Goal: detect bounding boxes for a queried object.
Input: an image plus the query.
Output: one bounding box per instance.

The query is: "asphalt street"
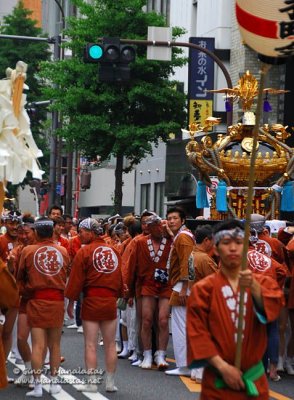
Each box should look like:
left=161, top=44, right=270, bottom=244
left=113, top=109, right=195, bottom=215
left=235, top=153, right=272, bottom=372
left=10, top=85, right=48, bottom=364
left=2, top=327, right=294, bottom=400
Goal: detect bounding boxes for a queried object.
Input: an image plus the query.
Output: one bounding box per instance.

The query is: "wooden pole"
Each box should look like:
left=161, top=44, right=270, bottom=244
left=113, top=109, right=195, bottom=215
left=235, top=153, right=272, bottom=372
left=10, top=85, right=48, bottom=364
left=0, top=182, right=5, bottom=217
left=234, top=62, right=271, bottom=368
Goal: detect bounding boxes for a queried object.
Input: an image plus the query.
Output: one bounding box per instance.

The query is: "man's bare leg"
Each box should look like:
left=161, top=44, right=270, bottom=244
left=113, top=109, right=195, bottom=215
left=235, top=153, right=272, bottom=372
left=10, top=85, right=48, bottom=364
left=17, top=313, right=31, bottom=363
left=141, top=296, right=156, bottom=369
left=3, top=308, right=18, bottom=358
left=26, top=327, right=46, bottom=397
left=15, top=313, right=32, bottom=387
left=99, top=319, right=118, bottom=392
left=157, top=298, right=170, bottom=351
left=46, top=327, right=62, bottom=394
left=76, top=320, right=99, bottom=393
left=47, top=327, right=62, bottom=377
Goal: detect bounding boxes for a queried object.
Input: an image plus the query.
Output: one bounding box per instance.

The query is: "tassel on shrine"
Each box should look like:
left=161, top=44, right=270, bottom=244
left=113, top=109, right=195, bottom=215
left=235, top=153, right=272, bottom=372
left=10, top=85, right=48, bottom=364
left=216, top=180, right=228, bottom=212
left=225, top=95, right=232, bottom=112
left=280, top=181, right=294, bottom=212
left=263, top=92, right=272, bottom=112
left=196, top=180, right=209, bottom=208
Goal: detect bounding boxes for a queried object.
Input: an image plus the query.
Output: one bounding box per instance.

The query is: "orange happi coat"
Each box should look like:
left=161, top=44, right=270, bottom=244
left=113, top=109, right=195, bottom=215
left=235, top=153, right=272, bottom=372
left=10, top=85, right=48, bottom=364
left=125, top=234, right=172, bottom=298
left=187, top=271, right=284, bottom=400
left=17, top=239, right=70, bottom=328
left=65, top=237, right=123, bottom=320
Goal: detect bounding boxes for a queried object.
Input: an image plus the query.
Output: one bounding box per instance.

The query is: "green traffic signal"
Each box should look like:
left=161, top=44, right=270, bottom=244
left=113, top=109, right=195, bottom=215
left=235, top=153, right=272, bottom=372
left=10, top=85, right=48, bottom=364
left=83, top=38, right=136, bottom=81
left=84, top=43, right=104, bottom=63
left=89, top=44, right=103, bottom=60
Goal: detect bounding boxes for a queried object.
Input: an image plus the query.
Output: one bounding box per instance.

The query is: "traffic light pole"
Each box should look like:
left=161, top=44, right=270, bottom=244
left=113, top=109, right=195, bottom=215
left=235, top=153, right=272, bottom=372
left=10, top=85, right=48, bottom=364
left=1, top=33, right=233, bottom=216
left=117, top=38, right=233, bottom=125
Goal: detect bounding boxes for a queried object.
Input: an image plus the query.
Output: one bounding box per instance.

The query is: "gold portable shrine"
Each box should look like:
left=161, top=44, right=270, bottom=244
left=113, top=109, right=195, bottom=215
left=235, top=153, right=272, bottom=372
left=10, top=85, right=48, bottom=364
left=185, top=71, right=293, bottom=219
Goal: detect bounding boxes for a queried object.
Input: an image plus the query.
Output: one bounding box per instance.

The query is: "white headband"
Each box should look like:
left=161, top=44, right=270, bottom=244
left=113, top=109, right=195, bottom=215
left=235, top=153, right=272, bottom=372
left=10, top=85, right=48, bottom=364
left=79, top=218, right=103, bottom=235
left=34, top=219, right=53, bottom=228
left=213, top=227, right=244, bottom=245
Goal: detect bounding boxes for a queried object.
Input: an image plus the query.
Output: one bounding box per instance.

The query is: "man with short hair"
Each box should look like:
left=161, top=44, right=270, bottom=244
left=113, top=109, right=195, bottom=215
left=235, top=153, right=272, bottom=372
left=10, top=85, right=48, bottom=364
left=193, top=224, right=218, bottom=282
left=62, top=214, right=75, bottom=239
left=52, top=216, right=69, bottom=251
left=187, top=219, right=284, bottom=399
left=48, top=205, right=63, bottom=220
left=165, top=207, right=195, bottom=377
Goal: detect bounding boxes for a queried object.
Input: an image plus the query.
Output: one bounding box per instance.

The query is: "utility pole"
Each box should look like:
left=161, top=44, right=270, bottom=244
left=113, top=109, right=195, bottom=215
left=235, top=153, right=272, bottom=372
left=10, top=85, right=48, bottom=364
left=49, top=35, right=62, bottom=206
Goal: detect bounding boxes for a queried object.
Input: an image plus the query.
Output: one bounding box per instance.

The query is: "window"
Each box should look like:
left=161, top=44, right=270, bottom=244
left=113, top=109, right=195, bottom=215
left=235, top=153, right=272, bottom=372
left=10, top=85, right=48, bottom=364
left=147, top=0, right=170, bottom=17
left=141, top=184, right=151, bottom=212
left=154, top=182, right=165, bottom=217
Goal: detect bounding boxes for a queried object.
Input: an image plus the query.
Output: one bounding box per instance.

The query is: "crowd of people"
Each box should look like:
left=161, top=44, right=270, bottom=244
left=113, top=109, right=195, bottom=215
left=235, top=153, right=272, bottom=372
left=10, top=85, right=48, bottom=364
left=0, top=205, right=293, bottom=398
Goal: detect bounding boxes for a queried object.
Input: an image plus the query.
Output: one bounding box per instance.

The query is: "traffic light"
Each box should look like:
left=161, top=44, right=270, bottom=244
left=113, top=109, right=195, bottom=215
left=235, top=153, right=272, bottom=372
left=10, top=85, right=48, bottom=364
left=84, top=37, right=136, bottom=82
left=84, top=43, right=104, bottom=63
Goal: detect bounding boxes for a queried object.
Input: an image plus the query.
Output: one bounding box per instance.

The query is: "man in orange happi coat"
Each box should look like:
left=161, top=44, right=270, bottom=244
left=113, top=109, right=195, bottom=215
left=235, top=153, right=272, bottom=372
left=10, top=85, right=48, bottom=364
left=193, top=224, right=218, bottom=283
left=10, top=216, right=36, bottom=388
left=126, top=214, right=172, bottom=370
left=164, top=206, right=196, bottom=378
left=17, top=217, right=70, bottom=397
left=52, top=216, right=70, bottom=252
left=65, top=218, right=123, bottom=393
left=285, top=237, right=294, bottom=375
left=187, top=219, right=284, bottom=400
left=0, top=211, right=22, bottom=383
left=121, top=210, right=156, bottom=366
left=250, top=214, right=285, bottom=265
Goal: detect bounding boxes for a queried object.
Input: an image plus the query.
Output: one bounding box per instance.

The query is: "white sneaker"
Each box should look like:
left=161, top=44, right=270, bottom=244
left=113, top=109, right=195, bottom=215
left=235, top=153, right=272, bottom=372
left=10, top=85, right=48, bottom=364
left=128, top=351, right=138, bottom=362
left=165, top=367, right=191, bottom=377
left=154, top=351, right=168, bottom=370
left=105, top=373, right=118, bottom=392
left=285, top=361, right=294, bottom=375
left=14, top=370, right=33, bottom=387
left=277, top=357, right=284, bottom=372
left=49, top=383, right=62, bottom=394
left=67, top=324, right=78, bottom=329
left=191, top=368, right=203, bottom=383
left=131, top=358, right=143, bottom=367
left=77, top=326, right=84, bottom=333
left=76, top=383, right=98, bottom=392
left=26, top=386, right=43, bottom=398
left=118, top=348, right=129, bottom=359
left=140, top=351, right=152, bottom=369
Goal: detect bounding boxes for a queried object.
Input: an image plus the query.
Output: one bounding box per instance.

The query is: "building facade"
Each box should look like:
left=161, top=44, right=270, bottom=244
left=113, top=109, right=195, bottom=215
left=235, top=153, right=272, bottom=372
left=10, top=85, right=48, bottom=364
left=2, top=0, right=293, bottom=218
left=134, top=0, right=233, bottom=217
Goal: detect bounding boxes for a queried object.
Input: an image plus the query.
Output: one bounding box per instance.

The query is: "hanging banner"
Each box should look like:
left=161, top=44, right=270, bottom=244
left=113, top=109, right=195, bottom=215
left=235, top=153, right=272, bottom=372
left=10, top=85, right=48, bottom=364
left=188, top=37, right=215, bottom=129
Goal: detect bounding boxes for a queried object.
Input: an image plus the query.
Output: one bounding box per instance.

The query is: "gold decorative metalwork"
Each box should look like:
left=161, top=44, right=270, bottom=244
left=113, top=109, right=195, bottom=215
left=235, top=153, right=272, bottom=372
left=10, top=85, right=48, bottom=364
left=208, top=70, right=289, bottom=111
left=241, top=137, right=259, bottom=153
left=185, top=71, right=293, bottom=218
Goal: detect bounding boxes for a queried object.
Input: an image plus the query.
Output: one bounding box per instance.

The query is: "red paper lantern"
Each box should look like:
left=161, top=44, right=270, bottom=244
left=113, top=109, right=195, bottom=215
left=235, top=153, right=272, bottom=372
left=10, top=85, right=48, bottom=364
left=236, top=0, right=294, bottom=58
